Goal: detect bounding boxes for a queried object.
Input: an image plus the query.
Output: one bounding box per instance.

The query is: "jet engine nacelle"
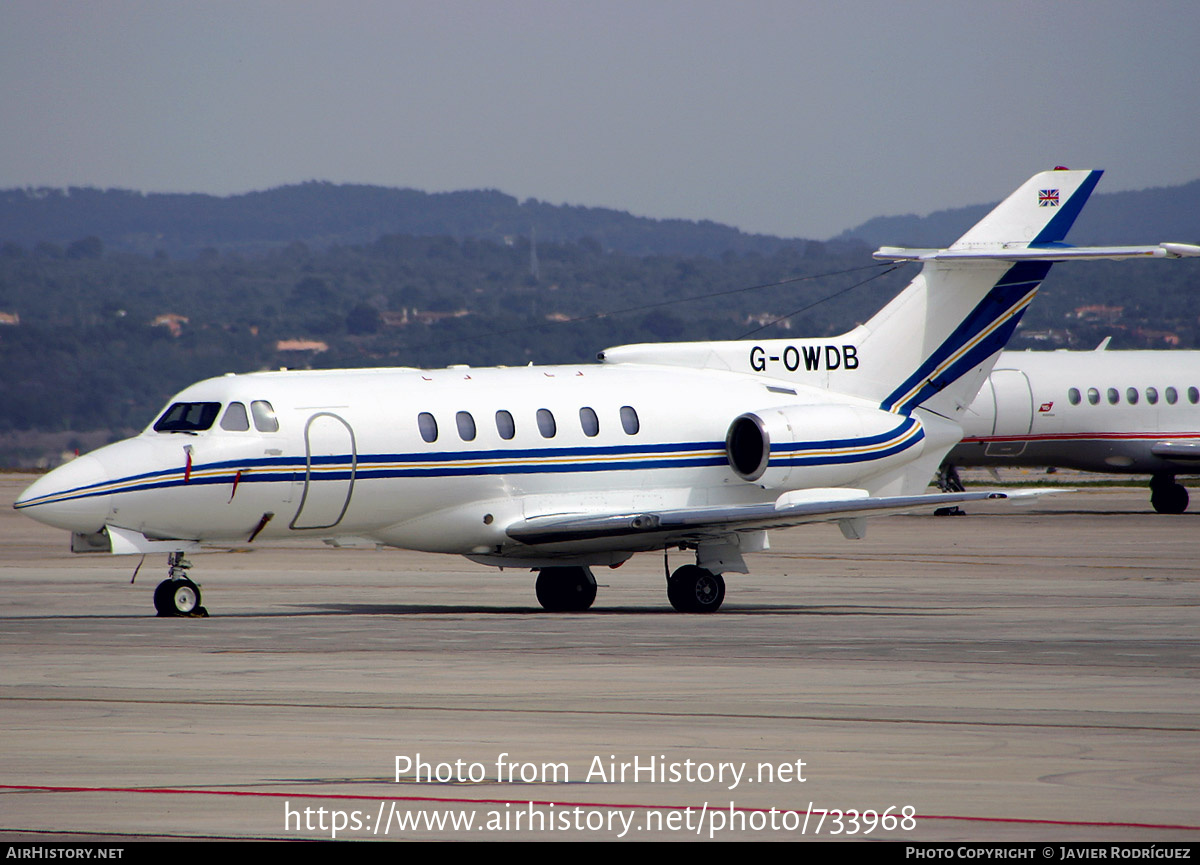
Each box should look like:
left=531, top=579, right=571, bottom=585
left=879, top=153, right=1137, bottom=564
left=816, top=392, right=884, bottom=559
left=725, top=403, right=926, bottom=490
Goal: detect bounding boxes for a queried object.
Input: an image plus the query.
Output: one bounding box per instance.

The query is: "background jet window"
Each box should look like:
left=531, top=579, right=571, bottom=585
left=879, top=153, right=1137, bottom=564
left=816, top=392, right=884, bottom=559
left=1146, top=387, right=1159, bottom=405
left=1106, top=387, right=1120, bottom=405
left=153, top=402, right=221, bottom=432
left=1190, top=387, right=1199, bottom=405
left=620, top=406, right=640, bottom=435
left=1166, top=387, right=1178, bottom=404
left=1068, top=388, right=1081, bottom=406
left=537, top=409, right=557, bottom=438
left=579, top=407, right=600, bottom=437
left=1126, top=387, right=1139, bottom=405
left=220, top=402, right=250, bottom=431
left=418, top=412, right=438, bottom=443
left=495, top=410, right=515, bottom=440
left=456, top=411, right=476, bottom=442
left=1086, top=388, right=1099, bottom=405
left=251, top=400, right=279, bottom=432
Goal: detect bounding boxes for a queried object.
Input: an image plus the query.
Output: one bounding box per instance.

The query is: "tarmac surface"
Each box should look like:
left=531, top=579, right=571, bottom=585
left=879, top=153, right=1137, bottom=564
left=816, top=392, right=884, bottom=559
left=1, top=472, right=1198, bottom=842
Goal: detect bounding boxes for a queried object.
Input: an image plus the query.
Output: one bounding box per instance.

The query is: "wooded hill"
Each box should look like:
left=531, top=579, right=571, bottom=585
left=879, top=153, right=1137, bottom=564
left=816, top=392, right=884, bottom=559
left=0, top=184, right=806, bottom=260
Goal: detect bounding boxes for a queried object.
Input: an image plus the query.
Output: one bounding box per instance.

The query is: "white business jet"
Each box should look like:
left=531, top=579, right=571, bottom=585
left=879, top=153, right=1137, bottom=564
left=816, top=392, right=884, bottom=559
left=944, top=344, right=1200, bottom=513
left=15, top=169, right=1199, bottom=615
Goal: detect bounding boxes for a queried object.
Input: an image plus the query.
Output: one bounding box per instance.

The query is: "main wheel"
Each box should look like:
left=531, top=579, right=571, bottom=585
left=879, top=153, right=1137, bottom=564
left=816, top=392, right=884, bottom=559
left=1151, top=482, right=1189, bottom=514
left=535, top=566, right=597, bottom=612
left=667, top=565, right=725, bottom=613
left=153, top=578, right=202, bottom=616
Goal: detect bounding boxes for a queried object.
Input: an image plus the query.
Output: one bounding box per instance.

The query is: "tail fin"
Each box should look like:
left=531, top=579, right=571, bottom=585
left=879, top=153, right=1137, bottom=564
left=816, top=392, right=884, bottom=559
left=856, top=168, right=1102, bottom=418
left=863, top=169, right=1195, bottom=416
left=950, top=168, right=1102, bottom=249
left=599, top=169, right=1195, bottom=419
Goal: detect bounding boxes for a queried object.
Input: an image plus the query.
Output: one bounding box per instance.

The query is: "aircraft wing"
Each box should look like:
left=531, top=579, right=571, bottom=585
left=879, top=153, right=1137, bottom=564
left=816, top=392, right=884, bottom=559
left=506, top=490, right=1011, bottom=546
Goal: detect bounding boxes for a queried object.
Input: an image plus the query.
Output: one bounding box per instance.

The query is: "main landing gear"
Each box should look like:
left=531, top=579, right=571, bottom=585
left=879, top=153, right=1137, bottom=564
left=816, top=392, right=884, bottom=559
left=535, top=566, right=598, bottom=612
left=933, top=463, right=966, bottom=516
left=533, top=563, right=728, bottom=613
left=153, top=551, right=208, bottom=617
left=667, top=565, right=725, bottom=613
left=1150, top=474, right=1190, bottom=514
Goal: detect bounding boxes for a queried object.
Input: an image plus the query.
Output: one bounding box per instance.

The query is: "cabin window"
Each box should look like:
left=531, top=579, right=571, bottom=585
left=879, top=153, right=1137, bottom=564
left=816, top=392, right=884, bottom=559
left=1126, top=387, right=1139, bottom=405
left=251, top=400, right=279, bottom=432
left=1146, top=387, right=1159, bottom=405
left=620, top=406, right=640, bottom=435
left=537, top=409, right=557, bottom=438
left=154, top=402, right=221, bottom=432
left=579, top=407, right=600, bottom=437
left=495, top=410, right=515, bottom=440
left=1086, top=387, right=1099, bottom=406
left=1106, top=387, right=1120, bottom=405
left=1068, top=388, right=1081, bottom=406
left=1190, top=387, right=1200, bottom=405
left=220, top=402, right=250, bottom=431
left=418, top=412, right=438, bottom=443
left=1166, top=387, right=1179, bottom=405
left=456, top=411, right=476, bottom=442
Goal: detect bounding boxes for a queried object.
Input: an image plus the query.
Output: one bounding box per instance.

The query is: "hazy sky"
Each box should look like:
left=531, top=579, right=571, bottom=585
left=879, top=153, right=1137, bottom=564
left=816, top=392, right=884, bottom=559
left=3, top=1, right=1197, bottom=239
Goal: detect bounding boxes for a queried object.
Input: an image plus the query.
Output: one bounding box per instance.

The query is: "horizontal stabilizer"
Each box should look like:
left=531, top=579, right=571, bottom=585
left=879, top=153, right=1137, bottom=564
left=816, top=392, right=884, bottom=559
left=874, top=242, right=1200, bottom=263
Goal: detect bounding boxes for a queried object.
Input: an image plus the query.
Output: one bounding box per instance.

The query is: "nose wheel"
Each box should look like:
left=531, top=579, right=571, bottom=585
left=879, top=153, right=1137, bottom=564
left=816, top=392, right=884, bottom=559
left=153, top=552, right=208, bottom=617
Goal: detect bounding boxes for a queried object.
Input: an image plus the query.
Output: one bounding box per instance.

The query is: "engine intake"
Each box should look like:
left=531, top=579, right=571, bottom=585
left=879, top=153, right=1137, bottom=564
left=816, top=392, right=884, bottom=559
left=725, top=403, right=925, bottom=489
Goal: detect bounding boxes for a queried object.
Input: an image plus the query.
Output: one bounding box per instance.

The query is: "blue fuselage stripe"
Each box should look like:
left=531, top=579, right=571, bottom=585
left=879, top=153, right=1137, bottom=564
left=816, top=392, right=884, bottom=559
left=881, top=262, right=1052, bottom=414
left=14, top=423, right=923, bottom=511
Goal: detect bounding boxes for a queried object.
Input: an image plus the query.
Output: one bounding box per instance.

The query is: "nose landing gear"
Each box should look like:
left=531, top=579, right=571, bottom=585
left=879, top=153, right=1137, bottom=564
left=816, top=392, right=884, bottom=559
left=153, top=552, right=208, bottom=617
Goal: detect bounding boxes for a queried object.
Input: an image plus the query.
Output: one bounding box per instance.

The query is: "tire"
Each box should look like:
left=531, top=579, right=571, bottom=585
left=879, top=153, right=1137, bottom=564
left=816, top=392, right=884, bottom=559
left=667, top=565, right=725, bottom=613
left=1151, top=482, right=1189, bottom=515
left=153, top=578, right=202, bottom=616
left=535, top=567, right=597, bottom=612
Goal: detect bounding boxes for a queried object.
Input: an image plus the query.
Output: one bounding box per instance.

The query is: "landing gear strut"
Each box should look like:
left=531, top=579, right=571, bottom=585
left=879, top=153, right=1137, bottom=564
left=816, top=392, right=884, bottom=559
left=153, top=552, right=208, bottom=617
left=667, top=565, right=725, bottom=613
left=933, top=463, right=966, bottom=516
left=1150, top=474, right=1189, bottom=514
left=535, top=566, right=597, bottom=612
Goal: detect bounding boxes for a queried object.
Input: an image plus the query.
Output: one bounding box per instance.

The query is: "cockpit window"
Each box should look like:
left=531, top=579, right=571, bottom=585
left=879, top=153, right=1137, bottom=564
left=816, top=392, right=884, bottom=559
left=154, top=402, right=221, bottom=432
left=251, top=400, right=279, bottom=432
left=220, top=402, right=250, bottom=431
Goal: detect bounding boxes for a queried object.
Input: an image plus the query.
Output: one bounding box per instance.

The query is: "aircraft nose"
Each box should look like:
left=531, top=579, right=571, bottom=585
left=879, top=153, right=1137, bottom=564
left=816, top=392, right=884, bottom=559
left=13, top=455, right=112, bottom=533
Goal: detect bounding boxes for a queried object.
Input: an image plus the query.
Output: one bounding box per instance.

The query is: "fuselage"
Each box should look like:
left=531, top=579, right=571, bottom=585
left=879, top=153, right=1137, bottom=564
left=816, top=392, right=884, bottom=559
left=15, top=360, right=953, bottom=563
left=949, top=349, right=1200, bottom=474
